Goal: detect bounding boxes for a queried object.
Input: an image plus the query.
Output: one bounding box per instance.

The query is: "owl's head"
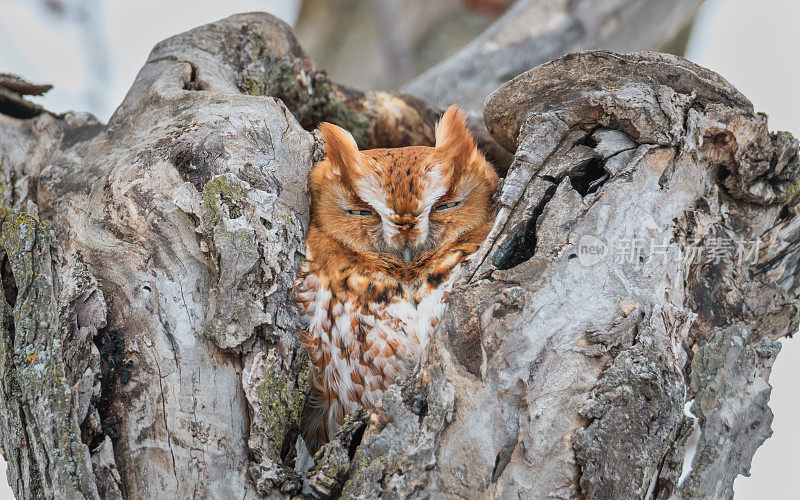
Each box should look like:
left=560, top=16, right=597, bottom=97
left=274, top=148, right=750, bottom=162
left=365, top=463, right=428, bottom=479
left=309, top=105, right=498, bottom=265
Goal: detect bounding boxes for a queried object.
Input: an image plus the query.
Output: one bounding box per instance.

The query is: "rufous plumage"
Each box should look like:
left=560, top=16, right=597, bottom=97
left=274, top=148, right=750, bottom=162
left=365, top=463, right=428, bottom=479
left=295, top=105, right=498, bottom=450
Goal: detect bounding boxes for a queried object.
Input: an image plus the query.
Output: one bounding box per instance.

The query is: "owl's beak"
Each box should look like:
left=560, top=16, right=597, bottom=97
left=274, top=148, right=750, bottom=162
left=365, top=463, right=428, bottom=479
left=402, top=247, right=413, bottom=264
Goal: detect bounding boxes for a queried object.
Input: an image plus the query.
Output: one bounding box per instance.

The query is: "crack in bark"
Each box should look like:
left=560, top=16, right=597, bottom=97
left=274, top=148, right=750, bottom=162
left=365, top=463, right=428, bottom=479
left=494, top=182, right=558, bottom=269
left=493, top=128, right=614, bottom=270
left=155, top=358, right=179, bottom=488
left=1, top=13, right=796, bottom=499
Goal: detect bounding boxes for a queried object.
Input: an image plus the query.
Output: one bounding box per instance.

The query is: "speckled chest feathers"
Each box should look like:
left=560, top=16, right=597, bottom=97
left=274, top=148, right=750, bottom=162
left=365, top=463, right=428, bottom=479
left=295, top=105, right=498, bottom=449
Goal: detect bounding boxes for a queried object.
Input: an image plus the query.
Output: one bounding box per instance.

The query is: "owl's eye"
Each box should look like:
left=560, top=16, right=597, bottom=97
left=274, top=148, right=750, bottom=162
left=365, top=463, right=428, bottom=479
left=434, top=201, right=460, bottom=211
left=346, top=208, right=375, bottom=216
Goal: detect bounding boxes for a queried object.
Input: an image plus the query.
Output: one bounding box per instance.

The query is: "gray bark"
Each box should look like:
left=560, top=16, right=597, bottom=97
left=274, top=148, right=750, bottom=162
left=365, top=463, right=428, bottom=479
left=328, top=50, right=799, bottom=499
left=0, top=11, right=797, bottom=500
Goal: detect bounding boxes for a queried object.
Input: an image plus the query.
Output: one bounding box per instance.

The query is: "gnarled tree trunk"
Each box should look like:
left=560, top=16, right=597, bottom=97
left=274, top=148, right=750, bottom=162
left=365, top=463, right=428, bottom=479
left=0, top=8, right=797, bottom=500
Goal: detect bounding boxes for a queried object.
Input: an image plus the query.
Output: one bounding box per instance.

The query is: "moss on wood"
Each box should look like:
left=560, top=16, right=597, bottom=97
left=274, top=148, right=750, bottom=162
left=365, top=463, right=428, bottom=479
left=238, top=25, right=371, bottom=147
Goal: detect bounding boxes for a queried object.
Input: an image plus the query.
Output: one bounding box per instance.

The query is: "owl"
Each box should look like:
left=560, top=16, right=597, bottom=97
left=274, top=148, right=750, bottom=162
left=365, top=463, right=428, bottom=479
left=295, top=105, right=498, bottom=450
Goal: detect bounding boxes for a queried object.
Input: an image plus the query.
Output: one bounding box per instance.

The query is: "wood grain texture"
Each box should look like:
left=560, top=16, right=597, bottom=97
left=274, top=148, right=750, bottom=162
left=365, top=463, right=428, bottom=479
left=0, top=11, right=796, bottom=500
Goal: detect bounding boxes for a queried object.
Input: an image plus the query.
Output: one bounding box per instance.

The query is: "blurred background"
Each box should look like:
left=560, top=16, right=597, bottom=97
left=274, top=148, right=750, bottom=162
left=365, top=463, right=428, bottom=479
left=0, top=0, right=797, bottom=498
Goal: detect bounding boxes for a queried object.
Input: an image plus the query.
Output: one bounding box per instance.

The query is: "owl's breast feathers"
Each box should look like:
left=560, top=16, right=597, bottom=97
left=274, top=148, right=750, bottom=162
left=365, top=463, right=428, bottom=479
left=295, top=105, right=498, bottom=449
left=295, top=232, right=481, bottom=444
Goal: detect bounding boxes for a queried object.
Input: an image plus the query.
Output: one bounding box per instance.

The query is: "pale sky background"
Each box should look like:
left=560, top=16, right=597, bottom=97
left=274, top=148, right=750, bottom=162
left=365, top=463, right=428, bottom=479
left=0, top=0, right=797, bottom=498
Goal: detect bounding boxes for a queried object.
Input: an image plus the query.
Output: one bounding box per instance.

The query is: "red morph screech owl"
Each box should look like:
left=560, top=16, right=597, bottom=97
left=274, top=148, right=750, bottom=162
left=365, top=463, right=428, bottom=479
left=295, top=105, right=498, bottom=450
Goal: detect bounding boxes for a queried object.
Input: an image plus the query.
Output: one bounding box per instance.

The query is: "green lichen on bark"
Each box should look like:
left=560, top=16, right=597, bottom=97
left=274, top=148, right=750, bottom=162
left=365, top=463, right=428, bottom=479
left=0, top=207, right=99, bottom=499
left=199, top=175, right=270, bottom=349
left=255, top=356, right=310, bottom=452
left=246, top=350, right=311, bottom=495
left=237, top=25, right=371, bottom=147
left=200, top=174, right=246, bottom=230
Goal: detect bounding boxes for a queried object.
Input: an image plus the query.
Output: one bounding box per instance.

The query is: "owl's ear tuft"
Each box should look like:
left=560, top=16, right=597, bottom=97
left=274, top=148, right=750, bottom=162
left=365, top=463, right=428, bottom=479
left=318, top=122, right=362, bottom=183
left=434, top=104, right=478, bottom=169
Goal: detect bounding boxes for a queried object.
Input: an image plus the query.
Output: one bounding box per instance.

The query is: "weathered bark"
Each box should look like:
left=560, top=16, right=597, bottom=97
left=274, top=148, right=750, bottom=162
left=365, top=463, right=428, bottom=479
left=0, top=11, right=797, bottom=500
left=0, top=13, right=450, bottom=499
left=326, top=50, right=799, bottom=499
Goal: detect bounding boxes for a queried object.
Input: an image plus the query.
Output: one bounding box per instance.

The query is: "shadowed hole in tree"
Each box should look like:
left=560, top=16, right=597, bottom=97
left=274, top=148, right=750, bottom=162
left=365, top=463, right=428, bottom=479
left=0, top=93, right=42, bottom=119
left=491, top=448, right=514, bottom=483
left=493, top=184, right=557, bottom=270
left=577, top=132, right=599, bottom=148
left=167, top=140, right=226, bottom=192
left=716, top=162, right=731, bottom=189
left=82, top=328, right=133, bottom=449
left=182, top=60, right=206, bottom=91
left=0, top=75, right=52, bottom=118
left=348, top=421, right=368, bottom=460
left=410, top=393, right=428, bottom=421
left=280, top=425, right=300, bottom=464
left=1, top=253, right=17, bottom=307
left=569, top=156, right=609, bottom=197
left=493, top=132, right=614, bottom=269
left=491, top=453, right=503, bottom=482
